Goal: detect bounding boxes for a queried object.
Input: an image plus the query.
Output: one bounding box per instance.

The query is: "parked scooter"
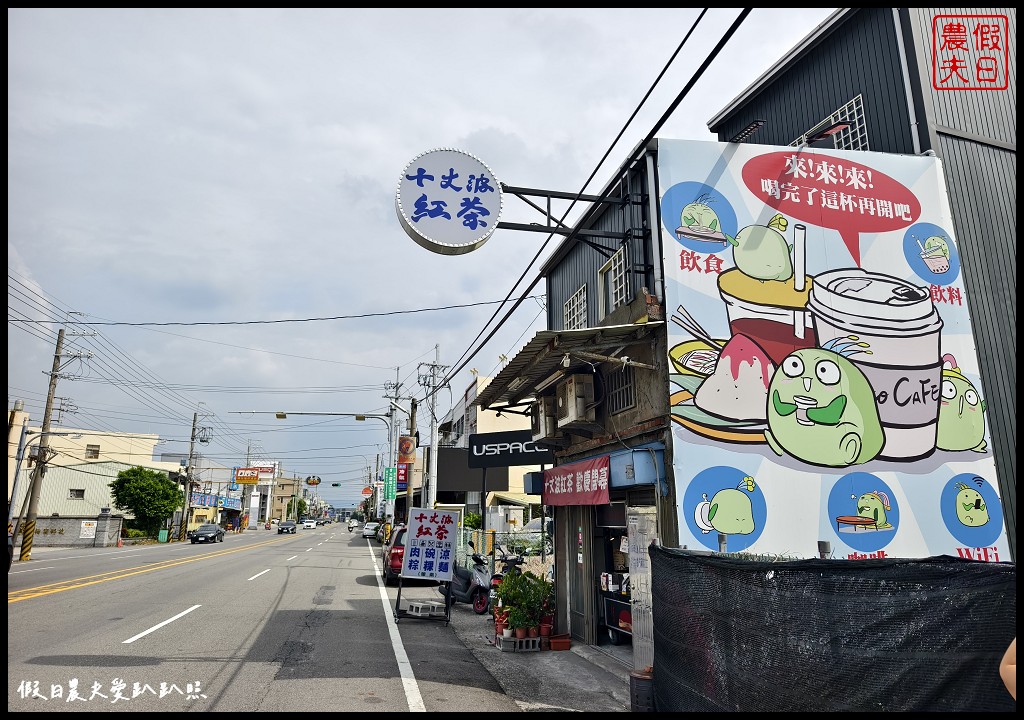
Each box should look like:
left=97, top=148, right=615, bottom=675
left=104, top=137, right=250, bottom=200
left=489, top=544, right=526, bottom=609
left=439, top=541, right=491, bottom=615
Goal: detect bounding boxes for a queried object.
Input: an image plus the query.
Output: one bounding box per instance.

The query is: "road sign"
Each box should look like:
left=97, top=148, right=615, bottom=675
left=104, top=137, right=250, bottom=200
left=361, top=486, right=373, bottom=497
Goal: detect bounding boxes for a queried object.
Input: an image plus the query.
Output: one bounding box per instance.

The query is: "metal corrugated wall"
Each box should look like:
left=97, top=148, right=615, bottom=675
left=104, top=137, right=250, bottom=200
left=714, top=9, right=917, bottom=154
left=546, top=164, right=652, bottom=331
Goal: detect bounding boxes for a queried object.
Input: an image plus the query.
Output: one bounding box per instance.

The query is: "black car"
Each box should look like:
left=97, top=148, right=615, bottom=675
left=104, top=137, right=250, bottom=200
left=278, top=520, right=297, bottom=534
left=191, top=524, right=226, bottom=544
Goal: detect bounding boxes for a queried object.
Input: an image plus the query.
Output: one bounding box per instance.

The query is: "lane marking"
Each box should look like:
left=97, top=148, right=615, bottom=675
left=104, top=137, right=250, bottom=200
left=123, top=604, right=202, bottom=644
left=9, top=537, right=297, bottom=603
left=247, top=569, right=271, bottom=581
left=286, top=555, right=298, bottom=562
left=369, top=542, right=425, bottom=712
left=8, top=566, right=55, bottom=575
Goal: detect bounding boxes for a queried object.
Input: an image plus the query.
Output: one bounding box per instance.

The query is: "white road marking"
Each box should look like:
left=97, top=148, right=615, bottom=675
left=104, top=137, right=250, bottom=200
left=369, top=544, right=425, bottom=711
left=122, top=604, right=202, bottom=644
left=247, top=569, right=271, bottom=581
left=286, top=555, right=298, bottom=562
left=8, top=565, right=55, bottom=574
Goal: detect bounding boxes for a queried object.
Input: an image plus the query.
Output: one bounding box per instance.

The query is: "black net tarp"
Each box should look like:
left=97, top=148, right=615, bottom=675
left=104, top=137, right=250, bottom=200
left=650, top=548, right=1016, bottom=712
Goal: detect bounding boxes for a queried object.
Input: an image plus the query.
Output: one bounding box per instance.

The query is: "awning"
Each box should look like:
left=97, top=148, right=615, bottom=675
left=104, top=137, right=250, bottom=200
left=490, top=492, right=535, bottom=507
left=473, top=321, right=664, bottom=411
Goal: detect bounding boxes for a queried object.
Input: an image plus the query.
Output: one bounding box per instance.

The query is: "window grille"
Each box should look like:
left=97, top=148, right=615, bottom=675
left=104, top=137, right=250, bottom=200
left=69, top=488, right=85, bottom=500
left=791, top=95, right=870, bottom=151
left=600, top=246, right=630, bottom=317
left=605, top=364, right=636, bottom=415
left=564, top=284, right=588, bottom=330
left=85, top=444, right=100, bottom=459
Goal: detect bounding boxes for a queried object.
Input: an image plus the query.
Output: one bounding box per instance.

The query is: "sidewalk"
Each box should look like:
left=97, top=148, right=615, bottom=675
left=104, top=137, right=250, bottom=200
left=443, top=602, right=633, bottom=712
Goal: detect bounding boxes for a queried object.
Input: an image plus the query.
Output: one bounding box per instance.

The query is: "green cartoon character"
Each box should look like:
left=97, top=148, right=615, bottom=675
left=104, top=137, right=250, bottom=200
left=936, top=353, right=987, bottom=453
left=728, top=213, right=793, bottom=282
left=953, top=481, right=990, bottom=527
left=855, top=490, right=893, bottom=529
left=765, top=340, right=884, bottom=467
left=694, top=476, right=756, bottom=535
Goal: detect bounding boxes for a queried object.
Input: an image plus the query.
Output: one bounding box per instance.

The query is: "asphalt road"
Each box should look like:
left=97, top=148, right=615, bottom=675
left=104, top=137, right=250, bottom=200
left=8, top=527, right=629, bottom=712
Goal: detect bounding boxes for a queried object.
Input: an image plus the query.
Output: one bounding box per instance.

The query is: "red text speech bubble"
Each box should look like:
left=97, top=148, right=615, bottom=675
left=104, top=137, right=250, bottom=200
left=741, top=151, right=921, bottom=266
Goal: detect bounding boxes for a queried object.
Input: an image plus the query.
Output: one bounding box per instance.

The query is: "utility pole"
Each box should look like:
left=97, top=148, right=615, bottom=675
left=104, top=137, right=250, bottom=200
left=19, top=329, right=64, bottom=562
left=402, top=398, right=418, bottom=521
left=383, top=368, right=402, bottom=523
left=178, top=411, right=200, bottom=540
left=418, top=345, right=449, bottom=510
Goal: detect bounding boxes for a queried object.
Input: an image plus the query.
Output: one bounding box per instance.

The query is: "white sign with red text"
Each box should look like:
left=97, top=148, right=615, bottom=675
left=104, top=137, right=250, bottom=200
left=400, top=507, right=458, bottom=582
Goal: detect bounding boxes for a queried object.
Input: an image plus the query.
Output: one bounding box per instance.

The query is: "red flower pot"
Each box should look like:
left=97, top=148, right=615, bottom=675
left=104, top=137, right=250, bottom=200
left=514, top=627, right=528, bottom=639
left=539, top=623, right=552, bottom=637
left=528, top=626, right=540, bottom=638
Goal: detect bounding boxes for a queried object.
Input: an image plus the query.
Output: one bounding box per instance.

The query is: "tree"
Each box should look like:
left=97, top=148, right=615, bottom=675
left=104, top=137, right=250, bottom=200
left=464, top=511, right=482, bottom=530
left=287, top=497, right=307, bottom=520
left=109, top=466, right=183, bottom=535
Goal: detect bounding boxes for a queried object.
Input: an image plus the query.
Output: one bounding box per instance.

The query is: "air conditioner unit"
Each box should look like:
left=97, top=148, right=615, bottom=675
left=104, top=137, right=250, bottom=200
left=556, top=373, right=596, bottom=428
left=531, top=395, right=561, bottom=442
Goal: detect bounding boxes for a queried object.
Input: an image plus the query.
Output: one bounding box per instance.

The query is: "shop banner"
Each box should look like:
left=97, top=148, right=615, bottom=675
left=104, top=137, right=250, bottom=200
left=401, top=507, right=458, bottom=581
left=543, top=455, right=610, bottom=506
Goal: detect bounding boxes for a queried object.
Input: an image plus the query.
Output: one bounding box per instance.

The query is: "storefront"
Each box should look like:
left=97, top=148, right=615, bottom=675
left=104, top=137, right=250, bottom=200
left=544, top=444, right=663, bottom=668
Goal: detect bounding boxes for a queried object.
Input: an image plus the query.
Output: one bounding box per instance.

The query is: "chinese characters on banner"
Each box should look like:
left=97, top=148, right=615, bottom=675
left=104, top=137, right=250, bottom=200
left=401, top=508, right=457, bottom=582
left=931, top=14, right=1009, bottom=90
left=542, top=455, right=611, bottom=506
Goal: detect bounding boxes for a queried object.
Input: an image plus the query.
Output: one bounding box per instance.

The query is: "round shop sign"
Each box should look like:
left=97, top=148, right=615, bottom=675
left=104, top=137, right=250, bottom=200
left=395, top=147, right=503, bottom=255
left=306, top=476, right=321, bottom=486
left=361, top=486, right=373, bottom=497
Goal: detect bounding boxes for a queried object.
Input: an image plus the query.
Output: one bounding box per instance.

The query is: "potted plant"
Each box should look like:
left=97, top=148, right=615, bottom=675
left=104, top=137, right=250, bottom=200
left=507, top=607, right=530, bottom=639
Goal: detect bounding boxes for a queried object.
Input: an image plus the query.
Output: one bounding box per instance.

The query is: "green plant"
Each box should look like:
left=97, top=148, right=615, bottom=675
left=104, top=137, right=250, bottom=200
left=506, top=606, right=530, bottom=630
left=463, top=512, right=482, bottom=530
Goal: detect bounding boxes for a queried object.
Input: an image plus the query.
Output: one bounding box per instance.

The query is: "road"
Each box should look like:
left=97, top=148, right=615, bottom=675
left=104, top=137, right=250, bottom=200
left=8, top=526, right=521, bottom=712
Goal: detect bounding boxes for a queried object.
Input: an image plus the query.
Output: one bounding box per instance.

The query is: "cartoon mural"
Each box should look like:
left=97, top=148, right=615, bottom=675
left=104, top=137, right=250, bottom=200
left=658, top=139, right=1008, bottom=561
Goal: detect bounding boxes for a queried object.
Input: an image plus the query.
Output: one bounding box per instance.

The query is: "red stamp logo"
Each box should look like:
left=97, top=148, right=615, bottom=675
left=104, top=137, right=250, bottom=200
left=932, top=14, right=1009, bottom=90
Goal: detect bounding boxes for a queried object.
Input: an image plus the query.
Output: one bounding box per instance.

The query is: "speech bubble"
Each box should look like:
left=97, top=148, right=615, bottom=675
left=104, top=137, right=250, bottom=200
left=741, top=151, right=921, bottom=266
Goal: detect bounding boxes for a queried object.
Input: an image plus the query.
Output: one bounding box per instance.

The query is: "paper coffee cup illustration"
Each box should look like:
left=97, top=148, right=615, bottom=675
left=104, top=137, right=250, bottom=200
left=807, top=269, right=943, bottom=461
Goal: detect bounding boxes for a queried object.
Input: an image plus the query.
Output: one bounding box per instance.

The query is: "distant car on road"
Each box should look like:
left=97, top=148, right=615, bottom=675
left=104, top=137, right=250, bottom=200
left=303, top=519, right=317, bottom=529
left=191, top=524, right=226, bottom=544
left=278, top=520, right=297, bottom=534
left=361, top=521, right=380, bottom=539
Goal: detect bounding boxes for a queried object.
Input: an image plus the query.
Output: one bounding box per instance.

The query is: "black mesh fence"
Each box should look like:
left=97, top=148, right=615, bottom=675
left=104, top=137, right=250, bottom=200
left=651, top=547, right=1016, bottom=712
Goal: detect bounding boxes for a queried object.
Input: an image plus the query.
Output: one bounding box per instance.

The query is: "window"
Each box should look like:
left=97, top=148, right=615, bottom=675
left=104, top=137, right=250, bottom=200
left=605, top=364, right=636, bottom=415
left=564, top=284, right=588, bottom=330
left=791, top=95, right=870, bottom=151
left=599, top=247, right=630, bottom=317
left=69, top=488, right=85, bottom=500
left=85, top=444, right=100, bottom=459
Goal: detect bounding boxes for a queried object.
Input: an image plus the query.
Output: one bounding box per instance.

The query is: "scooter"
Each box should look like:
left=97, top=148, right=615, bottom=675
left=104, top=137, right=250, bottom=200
left=439, top=542, right=491, bottom=615
left=489, top=544, right=526, bottom=609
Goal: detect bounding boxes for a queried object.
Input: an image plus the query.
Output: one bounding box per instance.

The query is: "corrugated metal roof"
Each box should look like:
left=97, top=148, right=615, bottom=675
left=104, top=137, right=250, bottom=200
left=473, top=321, right=664, bottom=410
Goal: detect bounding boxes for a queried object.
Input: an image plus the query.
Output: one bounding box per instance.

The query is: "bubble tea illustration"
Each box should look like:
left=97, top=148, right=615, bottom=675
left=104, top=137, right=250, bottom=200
left=807, top=269, right=944, bottom=461
left=918, top=235, right=950, bottom=274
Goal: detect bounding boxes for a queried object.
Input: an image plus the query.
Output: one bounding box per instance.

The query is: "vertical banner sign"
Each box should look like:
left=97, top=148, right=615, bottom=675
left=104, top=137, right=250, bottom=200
left=384, top=466, right=397, bottom=500
left=398, top=435, right=416, bottom=492
left=401, top=507, right=458, bottom=582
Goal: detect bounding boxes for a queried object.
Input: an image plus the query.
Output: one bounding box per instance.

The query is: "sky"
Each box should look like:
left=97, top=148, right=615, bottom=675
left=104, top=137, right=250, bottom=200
left=8, top=8, right=839, bottom=509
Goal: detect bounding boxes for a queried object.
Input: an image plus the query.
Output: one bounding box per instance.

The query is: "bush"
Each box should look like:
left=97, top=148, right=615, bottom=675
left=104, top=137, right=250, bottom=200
left=124, top=528, right=149, bottom=539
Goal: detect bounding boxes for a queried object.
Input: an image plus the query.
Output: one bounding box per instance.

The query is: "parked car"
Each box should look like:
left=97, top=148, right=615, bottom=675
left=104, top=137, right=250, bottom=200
left=381, top=524, right=407, bottom=586
left=191, top=524, right=226, bottom=544
left=361, top=521, right=380, bottom=539
left=278, top=520, right=297, bottom=534
left=303, top=519, right=317, bottom=529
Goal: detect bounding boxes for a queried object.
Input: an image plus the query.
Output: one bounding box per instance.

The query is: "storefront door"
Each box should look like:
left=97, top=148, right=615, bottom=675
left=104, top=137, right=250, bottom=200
left=566, top=504, right=595, bottom=644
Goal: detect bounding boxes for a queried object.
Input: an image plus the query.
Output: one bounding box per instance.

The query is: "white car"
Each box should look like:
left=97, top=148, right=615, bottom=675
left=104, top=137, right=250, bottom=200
left=302, top=519, right=317, bottom=529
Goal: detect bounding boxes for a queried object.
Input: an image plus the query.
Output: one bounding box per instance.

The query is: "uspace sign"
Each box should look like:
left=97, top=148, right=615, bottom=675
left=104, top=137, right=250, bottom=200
left=468, top=430, right=556, bottom=469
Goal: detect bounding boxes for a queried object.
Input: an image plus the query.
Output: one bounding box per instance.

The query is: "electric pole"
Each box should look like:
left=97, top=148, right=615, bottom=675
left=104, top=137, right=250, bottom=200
left=178, top=411, right=200, bottom=540
left=19, top=329, right=64, bottom=561
left=402, top=398, right=418, bottom=520
left=418, top=345, right=448, bottom=510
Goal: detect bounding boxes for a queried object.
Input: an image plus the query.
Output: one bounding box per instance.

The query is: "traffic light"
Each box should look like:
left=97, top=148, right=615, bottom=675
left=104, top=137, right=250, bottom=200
left=331, top=483, right=341, bottom=487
